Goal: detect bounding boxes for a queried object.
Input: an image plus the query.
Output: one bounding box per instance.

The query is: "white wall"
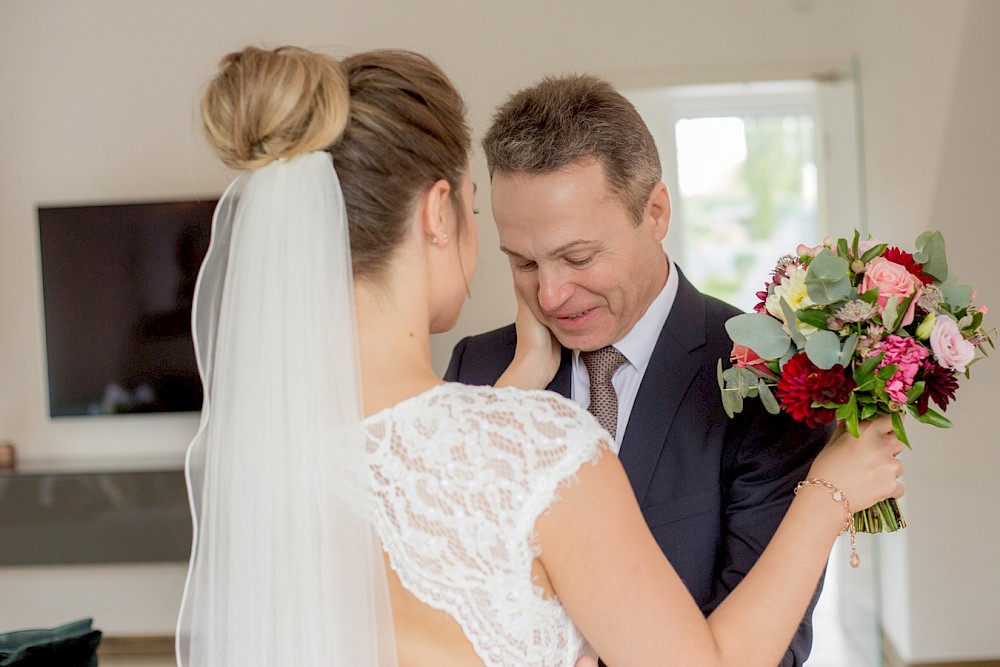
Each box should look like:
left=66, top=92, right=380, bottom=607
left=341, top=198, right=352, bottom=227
left=853, top=1, right=1000, bottom=662
left=1, top=0, right=996, bottom=660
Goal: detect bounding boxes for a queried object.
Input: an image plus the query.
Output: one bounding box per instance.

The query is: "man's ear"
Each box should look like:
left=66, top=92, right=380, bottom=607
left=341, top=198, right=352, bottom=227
left=645, top=181, right=671, bottom=243
left=419, top=178, right=453, bottom=244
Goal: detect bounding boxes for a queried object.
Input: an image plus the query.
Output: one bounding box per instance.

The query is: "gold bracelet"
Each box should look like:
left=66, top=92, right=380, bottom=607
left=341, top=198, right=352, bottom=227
left=794, top=477, right=860, bottom=568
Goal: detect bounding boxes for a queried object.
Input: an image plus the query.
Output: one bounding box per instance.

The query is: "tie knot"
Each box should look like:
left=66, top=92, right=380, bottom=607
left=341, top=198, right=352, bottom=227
left=581, top=346, right=627, bottom=384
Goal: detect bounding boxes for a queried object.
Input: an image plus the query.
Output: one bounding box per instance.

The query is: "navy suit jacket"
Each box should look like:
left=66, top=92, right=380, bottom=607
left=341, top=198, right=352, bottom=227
left=445, top=269, right=831, bottom=666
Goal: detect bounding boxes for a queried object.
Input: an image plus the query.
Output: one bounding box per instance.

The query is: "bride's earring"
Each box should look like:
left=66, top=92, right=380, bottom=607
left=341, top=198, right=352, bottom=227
left=430, top=232, right=448, bottom=245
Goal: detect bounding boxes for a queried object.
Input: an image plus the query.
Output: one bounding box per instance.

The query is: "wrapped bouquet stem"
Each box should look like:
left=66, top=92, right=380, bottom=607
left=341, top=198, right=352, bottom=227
left=719, top=230, right=993, bottom=534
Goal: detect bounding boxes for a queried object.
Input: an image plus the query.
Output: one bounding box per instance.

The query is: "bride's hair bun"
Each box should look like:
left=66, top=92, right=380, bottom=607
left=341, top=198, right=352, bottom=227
left=201, top=46, right=350, bottom=169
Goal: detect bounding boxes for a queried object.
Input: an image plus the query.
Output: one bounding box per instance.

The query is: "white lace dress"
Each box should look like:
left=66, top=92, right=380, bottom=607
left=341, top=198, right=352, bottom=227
left=365, top=383, right=606, bottom=667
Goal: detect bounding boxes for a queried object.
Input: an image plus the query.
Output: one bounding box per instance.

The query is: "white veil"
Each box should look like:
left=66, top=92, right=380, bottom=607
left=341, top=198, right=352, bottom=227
left=176, top=152, right=397, bottom=666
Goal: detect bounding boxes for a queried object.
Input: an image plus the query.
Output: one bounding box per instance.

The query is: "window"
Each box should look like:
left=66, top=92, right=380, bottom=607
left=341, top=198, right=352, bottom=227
left=627, top=77, right=862, bottom=312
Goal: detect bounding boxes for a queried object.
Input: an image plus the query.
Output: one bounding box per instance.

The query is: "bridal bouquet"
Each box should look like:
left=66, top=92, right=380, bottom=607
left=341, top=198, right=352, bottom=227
left=717, top=230, right=993, bottom=533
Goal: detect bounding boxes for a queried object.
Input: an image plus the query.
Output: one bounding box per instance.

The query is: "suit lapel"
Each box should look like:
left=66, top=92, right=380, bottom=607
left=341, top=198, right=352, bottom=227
left=546, top=347, right=573, bottom=398
left=618, top=270, right=708, bottom=504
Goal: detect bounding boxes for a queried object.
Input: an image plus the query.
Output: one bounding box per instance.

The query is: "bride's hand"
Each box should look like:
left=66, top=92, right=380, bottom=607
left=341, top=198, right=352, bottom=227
left=806, top=414, right=905, bottom=511
left=496, top=287, right=561, bottom=390
left=574, top=657, right=599, bottom=667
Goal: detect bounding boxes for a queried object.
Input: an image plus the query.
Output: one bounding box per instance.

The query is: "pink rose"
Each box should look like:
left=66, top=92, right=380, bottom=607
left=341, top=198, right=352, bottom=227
left=730, top=344, right=773, bottom=375
left=860, top=257, right=924, bottom=327
left=929, top=316, right=976, bottom=373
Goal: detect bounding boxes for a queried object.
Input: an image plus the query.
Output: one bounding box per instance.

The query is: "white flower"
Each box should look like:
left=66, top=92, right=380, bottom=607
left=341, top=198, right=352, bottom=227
left=765, top=267, right=818, bottom=338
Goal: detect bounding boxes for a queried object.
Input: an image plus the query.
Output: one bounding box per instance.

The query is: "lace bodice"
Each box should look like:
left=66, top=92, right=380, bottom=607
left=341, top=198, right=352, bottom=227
left=365, top=383, right=606, bottom=667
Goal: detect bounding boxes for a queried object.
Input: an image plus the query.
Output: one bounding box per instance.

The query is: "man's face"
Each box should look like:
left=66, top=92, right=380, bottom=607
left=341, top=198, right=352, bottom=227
left=492, top=160, right=670, bottom=352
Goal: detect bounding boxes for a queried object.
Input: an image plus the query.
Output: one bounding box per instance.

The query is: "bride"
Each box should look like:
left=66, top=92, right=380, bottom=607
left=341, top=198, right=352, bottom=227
left=176, top=45, right=904, bottom=667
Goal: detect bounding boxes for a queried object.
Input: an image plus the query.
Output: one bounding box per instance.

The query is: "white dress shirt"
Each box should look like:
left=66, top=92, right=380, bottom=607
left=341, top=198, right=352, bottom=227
left=571, top=256, right=679, bottom=453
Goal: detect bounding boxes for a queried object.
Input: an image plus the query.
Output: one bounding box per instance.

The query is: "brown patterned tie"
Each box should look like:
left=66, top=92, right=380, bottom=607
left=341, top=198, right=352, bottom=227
left=581, top=346, right=628, bottom=439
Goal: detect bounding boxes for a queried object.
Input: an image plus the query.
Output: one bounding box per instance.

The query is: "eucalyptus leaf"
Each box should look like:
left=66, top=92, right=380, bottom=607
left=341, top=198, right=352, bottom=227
left=757, top=380, right=780, bottom=414
left=721, top=389, right=744, bottom=418
left=717, top=359, right=725, bottom=391
left=805, top=330, right=843, bottom=369
left=915, top=230, right=948, bottom=281
left=779, top=298, right=807, bottom=349
left=839, top=332, right=859, bottom=366
left=943, top=284, right=974, bottom=312
left=807, top=250, right=850, bottom=280
left=725, top=313, right=792, bottom=360
left=779, top=344, right=796, bottom=371
left=805, top=251, right=853, bottom=305
left=806, top=275, right=853, bottom=306
left=730, top=367, right=759, bottom=394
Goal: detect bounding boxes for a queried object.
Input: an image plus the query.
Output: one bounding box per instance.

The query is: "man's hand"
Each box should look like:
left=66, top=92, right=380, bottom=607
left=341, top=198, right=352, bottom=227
left=496, top=286, right=561, bottom=389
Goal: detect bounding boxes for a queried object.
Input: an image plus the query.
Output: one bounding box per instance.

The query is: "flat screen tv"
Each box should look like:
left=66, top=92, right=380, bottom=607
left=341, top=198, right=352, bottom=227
left=38, top=198, right=217, bottom=417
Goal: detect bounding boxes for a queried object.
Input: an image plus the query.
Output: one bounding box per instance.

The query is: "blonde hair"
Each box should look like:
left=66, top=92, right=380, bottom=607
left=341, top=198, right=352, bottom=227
left=201, top=46, right=471, bottom=279
left=202, top=46, right=350, bottom=169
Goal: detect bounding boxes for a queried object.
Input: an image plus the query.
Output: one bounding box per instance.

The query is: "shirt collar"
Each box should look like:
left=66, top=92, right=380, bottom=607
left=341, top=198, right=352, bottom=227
left=572, top=254, right=679, bottom=374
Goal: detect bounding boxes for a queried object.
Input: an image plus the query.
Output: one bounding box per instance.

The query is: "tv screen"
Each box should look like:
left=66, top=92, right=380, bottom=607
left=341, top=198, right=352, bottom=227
left=38, top=199, right=217, bottom=417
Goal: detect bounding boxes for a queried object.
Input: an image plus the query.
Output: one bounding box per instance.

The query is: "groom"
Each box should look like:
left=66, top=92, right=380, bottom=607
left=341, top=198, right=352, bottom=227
left=445, top=74, right=831, bottom=666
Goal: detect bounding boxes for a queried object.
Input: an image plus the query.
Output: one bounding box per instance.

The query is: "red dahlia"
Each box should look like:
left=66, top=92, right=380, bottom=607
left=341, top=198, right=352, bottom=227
left=883, top=246, right=933, bottom=285
left=776, top=353, right=857, bottom=427
left=914, top=360, right=960, bottom=415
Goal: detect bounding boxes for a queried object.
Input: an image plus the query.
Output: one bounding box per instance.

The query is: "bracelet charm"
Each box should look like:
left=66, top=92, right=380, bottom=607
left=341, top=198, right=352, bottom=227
left=795, top=477, right=860, bottom=568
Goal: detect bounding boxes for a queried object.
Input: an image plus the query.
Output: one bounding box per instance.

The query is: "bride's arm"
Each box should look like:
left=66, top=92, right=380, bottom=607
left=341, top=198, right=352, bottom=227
left=495, top=287, right=561, bottom=389
left=537, top=417, right=904, bottom=667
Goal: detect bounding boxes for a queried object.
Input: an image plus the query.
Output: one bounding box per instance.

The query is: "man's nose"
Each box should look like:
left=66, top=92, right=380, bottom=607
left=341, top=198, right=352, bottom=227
left=537, top=265, right=572, bottom=311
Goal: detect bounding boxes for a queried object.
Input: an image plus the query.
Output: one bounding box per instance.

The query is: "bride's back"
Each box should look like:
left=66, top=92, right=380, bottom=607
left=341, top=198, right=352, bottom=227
left=364, top=383, right=603, bottom=667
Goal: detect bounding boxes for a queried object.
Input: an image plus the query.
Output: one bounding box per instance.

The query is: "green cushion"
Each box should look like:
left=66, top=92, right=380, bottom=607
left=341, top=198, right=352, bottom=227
left=0, top=618, right=101, bottom=667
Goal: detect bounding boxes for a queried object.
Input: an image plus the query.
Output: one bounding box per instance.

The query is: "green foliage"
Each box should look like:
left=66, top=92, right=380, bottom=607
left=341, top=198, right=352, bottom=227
left=915, top=230, right=948, bottom=281
left=779, top=298, right=807, bottom=349
left=908, top=404, right=955, bottom=428
left=805, top=250, right=852, bottom=304
left=725, top=313, right=792, bottom=359
left=804, top=330, right=843, bottom=370
left=891, top=412, right=910, bottom=448
left=758, top=380, right=780, bottom=414
left=860, top=243, right=889, bottom=264
left=796, top=307, right=831, bottom=329
left=944, top=283, right=974, bottom=312
left=839, top=333, right=859, bottom=366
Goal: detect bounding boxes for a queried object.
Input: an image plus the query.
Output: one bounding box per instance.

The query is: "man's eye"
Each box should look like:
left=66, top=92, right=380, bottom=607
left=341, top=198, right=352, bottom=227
left=516, top=261, right=537, bottom=271
left=566, top=256, right=593, bottom=267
